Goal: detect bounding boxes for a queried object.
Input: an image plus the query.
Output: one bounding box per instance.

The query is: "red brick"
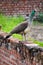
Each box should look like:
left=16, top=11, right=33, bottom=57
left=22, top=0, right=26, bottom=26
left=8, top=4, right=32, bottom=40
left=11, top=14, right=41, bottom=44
left=0, top=0, right=43, bottom=15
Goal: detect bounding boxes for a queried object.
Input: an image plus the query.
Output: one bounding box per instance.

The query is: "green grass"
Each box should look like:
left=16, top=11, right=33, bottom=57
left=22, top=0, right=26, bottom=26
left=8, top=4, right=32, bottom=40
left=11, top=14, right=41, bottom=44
left=0, top=14, right=24, bottom=40
left=32, top=39, right=43, bottom=47
left=0, top=14, right=43, bottom=47
left=29, top=38, right=43, bottom=47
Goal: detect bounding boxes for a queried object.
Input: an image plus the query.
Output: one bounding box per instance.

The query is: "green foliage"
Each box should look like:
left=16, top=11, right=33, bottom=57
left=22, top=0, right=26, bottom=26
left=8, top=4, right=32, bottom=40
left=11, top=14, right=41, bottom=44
left=37, top=12, right=43, bottom=22
left=33, top=12, right=43, bottom=23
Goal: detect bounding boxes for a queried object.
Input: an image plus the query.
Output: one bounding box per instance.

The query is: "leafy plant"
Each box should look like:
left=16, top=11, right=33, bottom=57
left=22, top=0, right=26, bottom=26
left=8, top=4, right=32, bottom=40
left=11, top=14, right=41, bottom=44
left=33, top=12, right=43, bottom=23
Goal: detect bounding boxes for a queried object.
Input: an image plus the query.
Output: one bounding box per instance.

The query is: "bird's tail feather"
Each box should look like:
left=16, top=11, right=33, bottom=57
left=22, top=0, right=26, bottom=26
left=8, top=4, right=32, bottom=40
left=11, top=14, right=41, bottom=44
left=4, top=29, right=15, bottom=40
left=4, top=33, right=12, bottom=40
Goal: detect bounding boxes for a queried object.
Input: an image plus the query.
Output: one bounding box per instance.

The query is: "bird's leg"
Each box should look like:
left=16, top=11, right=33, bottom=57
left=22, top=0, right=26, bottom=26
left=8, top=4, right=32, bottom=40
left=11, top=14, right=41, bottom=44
left=22, top=33, right=26, bottom=41
left=25, top=30, right=31, bottom=41
left=28, top=25, right=32, bottom=40
left=25, top=25, right=32, bottom=41
left=25, top=33, right=29, bottom=41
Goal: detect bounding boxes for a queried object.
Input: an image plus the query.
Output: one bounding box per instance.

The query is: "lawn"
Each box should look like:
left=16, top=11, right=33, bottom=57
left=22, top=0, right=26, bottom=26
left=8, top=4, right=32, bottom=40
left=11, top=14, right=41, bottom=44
left=29, top=38, right=43, bottom=47
left=0, top=14, right=24, bottom=40
left=0, top=14, right=43, bottom=47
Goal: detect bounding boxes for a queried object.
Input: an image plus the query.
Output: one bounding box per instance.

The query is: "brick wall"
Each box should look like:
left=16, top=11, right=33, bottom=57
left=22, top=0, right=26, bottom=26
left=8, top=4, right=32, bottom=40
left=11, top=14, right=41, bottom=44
left=0, top=32, right=43, bottom=65
left=0, top=47, right=23, bottom=65
left=0, top=0, right=43, bottom=15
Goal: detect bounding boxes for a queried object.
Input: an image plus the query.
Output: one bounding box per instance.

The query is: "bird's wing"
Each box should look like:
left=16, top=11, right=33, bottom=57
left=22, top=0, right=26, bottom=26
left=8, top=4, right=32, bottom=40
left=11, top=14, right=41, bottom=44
left=4, top=22, right=28, bottom=39
left=10, top=22, right=28, bottom=34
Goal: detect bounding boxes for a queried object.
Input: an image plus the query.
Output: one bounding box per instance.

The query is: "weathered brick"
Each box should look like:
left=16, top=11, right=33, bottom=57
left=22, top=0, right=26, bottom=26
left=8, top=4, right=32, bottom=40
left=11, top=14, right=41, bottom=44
left=0, top=0, right=43, bottom=15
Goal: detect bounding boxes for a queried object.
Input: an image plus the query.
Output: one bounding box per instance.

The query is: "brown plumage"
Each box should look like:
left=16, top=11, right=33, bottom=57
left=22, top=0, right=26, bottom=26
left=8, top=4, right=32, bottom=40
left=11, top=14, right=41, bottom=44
left=4, top=22, right=28, bottom=39
left=4, top=10, right=36, bottom=40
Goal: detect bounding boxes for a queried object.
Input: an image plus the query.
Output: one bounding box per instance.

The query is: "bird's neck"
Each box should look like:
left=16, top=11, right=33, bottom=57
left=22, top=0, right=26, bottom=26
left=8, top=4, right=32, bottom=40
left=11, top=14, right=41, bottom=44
left=29, top=10, right=36, bottom=22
